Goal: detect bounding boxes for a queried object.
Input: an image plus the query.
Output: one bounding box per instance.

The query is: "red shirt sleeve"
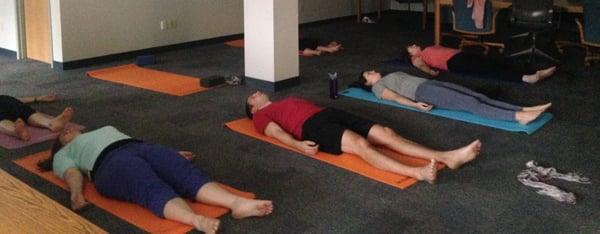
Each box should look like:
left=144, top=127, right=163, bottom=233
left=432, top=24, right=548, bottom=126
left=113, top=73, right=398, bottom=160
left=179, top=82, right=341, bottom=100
left=252, top=109, right=272, bottom=134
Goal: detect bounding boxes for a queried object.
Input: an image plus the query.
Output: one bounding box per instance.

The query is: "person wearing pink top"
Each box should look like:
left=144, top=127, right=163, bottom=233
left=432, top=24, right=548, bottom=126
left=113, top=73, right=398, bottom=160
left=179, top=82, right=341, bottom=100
left=405, top=44, right=557, bottom=84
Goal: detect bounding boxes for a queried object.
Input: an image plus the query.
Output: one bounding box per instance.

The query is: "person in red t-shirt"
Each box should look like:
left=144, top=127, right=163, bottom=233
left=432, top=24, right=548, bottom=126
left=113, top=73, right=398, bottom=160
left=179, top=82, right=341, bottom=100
left=245, top=91, right=482, bottom=184
left=404, top=44, right=556, bottom=84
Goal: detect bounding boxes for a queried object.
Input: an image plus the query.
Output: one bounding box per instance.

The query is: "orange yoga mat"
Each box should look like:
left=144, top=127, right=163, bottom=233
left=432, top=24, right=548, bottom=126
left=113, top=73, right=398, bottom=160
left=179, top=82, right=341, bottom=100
left=14, top=151, right=255, bottom=234
left=87, top=64, right=207, bottom=96
left=225, top=118, right=445, bottom=189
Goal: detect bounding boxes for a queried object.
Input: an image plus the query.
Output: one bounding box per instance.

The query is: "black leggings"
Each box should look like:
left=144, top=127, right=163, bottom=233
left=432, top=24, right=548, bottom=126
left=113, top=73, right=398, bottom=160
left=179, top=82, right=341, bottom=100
left=446, top=52, right=533, bottom=82
left=0, top=95, right=35, bottom=122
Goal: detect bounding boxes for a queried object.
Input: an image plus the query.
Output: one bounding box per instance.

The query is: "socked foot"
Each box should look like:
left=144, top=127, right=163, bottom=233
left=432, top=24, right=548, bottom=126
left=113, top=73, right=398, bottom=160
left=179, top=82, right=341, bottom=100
left=515, top=109, right=544, bottom=125
left=522, top=103, right=552, bottom=112
left=15, top=118, right=31, bottom=141
left=414, top=159, right=437, bottom=184
left=442, top=140, right=482, bottom=169
left=231, top=198, right=274, bottom=219
left=49, top=107, right=74, bottom=132
left=192, top=215, right=220, bottom=234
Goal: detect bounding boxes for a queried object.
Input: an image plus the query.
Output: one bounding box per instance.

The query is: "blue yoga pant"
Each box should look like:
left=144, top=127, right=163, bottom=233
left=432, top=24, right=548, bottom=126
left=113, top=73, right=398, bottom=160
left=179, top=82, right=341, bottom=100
left=93, top=142, right=211, bottom=218
left=415, top=80, right=521, bottom=121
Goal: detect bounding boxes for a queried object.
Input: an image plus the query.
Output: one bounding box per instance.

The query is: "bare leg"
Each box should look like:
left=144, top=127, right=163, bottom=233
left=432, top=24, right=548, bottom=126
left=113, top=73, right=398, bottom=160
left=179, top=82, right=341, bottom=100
left=0, top=119, right=30, bottom=141
left=27, top=107, right=73, bottom=132
left=341, top=130, right=437, bottom=183
left=316, top=44, right=342, bottom=54
left=366, top=125, right=481, bottom=169
left=302, top=48, right=322, bottom=56
left=195, top=182, right=274, bottom=219
left=537, top=66, right=556, bottom=80
left=163, top=197, right=220, bottom=234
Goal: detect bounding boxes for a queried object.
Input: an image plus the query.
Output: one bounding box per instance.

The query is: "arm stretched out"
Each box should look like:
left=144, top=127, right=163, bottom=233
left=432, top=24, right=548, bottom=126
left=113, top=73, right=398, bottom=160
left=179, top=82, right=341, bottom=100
left=264, top=121, right=319, bottom=155
left=63, top=167, right=89, bottom=211
left=411, top=57, right=439, bottom=77
left=17, top=93, right=57, bottom=104
left=381, top=88, right=432, bottom=111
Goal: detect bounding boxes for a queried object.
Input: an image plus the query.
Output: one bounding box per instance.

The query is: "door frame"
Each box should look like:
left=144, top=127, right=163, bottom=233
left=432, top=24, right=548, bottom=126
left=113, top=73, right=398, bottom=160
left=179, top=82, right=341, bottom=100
left=15, top=0, right=54, bottom=68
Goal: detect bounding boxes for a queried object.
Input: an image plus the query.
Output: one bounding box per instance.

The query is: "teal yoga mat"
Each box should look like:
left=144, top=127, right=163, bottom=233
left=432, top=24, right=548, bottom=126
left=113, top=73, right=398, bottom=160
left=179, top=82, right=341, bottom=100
left=339, top=87, right=553, bottom=134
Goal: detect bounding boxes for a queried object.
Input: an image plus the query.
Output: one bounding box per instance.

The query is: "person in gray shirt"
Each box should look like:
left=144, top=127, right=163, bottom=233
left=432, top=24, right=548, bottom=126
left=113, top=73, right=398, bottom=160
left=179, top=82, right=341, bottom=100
left=358, top=70, right=552, bottom=125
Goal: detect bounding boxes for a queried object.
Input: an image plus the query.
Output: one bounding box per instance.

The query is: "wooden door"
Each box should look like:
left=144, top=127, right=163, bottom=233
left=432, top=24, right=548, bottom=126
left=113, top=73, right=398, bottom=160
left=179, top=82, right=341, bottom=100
left=24, top=0, right=51, bottom=63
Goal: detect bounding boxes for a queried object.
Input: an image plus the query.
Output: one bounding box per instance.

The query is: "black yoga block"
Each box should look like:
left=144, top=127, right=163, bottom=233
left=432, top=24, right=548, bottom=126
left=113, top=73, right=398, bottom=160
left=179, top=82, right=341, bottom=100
left=201, top=75, right=225, bottom=88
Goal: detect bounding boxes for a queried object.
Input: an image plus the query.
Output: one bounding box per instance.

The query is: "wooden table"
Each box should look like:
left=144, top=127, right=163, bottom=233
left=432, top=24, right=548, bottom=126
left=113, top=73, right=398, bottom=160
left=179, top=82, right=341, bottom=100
left=434, top=0, right=584, bottom=45
left=0, top=169, right=106, bottom=233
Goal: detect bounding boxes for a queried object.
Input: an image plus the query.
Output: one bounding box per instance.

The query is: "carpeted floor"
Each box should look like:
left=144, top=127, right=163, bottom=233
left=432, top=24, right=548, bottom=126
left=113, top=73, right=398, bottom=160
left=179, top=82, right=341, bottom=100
left=1, top=11, right=599, bottom=233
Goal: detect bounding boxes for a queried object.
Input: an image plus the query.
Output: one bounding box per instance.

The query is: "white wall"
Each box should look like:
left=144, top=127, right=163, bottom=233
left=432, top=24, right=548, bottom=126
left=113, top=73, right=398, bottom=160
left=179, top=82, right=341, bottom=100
left=53, top=0, right=385, bottom=62
left=0, top=0, right=18, bottom=52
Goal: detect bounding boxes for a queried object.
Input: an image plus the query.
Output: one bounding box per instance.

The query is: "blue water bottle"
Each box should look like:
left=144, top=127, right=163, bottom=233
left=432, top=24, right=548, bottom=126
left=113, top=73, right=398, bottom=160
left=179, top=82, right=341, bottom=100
left=328, top=72, right=338, bottom=99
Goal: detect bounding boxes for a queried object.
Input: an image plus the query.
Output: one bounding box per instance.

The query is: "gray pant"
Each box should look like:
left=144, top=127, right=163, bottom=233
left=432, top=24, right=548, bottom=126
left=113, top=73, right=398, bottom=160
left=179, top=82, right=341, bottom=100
left=414, top=80, right=521, bottom=121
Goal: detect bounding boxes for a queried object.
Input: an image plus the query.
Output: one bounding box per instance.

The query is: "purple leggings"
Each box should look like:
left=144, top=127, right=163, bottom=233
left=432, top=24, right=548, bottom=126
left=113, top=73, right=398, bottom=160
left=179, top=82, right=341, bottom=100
left=93, top=142, right=211, bottom=218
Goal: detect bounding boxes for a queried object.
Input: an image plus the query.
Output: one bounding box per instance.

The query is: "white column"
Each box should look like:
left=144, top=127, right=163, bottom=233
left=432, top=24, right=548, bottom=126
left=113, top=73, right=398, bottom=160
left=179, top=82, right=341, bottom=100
left=244, top=0, right=299, bottom=92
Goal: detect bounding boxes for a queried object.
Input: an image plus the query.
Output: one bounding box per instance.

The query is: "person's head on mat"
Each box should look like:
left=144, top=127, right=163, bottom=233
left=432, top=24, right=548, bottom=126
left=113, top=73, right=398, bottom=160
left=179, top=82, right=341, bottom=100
left=357, top=69, right=552, bottom=125
left=245, top=90, right=483, bottom=184
left=38, top=126, right=273, bottom=233
left=403, top=43, right=556, bottom=84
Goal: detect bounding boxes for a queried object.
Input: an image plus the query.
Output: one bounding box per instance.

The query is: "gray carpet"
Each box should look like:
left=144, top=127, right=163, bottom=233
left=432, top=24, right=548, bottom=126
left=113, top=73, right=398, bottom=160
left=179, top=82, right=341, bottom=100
left=1, top=11, right=599, bottom=233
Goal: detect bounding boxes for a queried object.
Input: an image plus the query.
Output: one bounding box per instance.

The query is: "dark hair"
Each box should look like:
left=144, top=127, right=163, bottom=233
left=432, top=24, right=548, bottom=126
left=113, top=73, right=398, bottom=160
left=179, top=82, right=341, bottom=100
left=245, top=101, right=253, bottom=119
left=37, top=139, right=64, bottom=171
left=350, top=71, right=373, bottom=92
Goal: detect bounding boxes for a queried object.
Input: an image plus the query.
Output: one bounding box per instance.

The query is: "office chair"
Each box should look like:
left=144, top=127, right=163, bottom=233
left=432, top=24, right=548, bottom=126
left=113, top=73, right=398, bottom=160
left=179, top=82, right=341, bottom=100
left=556, top=1, right=600, bottom=66
left=508, top=0, right=558, bottom=63
left=451, top=0, right=504, bottom=54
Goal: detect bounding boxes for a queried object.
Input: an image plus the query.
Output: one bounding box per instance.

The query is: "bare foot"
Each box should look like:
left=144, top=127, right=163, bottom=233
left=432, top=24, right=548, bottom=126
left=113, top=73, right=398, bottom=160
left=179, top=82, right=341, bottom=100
left=14, top=118, right=31, bottom=141
left=192, top=215, right=220, bottom=234
left=522, top=103, right=552, bottom=112
left=414, top=159, right=437, bottom=184
left=49, top=107, right=74, bottom=132
left=231, top=198, right=274, bottom=219
left=515, top=109, right=544, bottom=125
left=537, top=66, right=557, bottom=80
left=441, top=140, right=482, bottom=169
left=522, top=73, right=540, bottom=84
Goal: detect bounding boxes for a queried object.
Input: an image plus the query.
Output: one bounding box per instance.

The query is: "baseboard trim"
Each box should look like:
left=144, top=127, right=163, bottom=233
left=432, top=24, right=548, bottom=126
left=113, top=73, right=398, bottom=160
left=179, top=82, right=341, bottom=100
left=244, top=76, right=300, bottom=92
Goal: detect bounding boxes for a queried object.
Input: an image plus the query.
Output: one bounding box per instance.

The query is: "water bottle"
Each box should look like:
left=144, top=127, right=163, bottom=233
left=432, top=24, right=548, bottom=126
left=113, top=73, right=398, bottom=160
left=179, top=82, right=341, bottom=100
left=328, top=72, right=338, bottom=99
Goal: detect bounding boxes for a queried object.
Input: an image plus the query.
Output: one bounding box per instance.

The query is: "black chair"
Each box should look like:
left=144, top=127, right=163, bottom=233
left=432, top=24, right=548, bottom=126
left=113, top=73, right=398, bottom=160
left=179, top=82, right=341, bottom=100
left=508, top=0, right=558, bottom=63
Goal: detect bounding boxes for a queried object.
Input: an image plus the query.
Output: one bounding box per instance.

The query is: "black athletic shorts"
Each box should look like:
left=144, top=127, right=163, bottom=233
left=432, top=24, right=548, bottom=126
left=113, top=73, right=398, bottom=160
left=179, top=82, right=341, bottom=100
left=0, top=95, right=36, bottom=122
left=301, top=107, right=375, bottom=155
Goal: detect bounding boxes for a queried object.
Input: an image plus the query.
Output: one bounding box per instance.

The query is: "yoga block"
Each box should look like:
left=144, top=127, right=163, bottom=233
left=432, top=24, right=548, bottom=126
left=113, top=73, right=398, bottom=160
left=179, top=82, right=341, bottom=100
left=136, top=55, right=156, bottom=66
left=201, top=75, right=225, bottom=88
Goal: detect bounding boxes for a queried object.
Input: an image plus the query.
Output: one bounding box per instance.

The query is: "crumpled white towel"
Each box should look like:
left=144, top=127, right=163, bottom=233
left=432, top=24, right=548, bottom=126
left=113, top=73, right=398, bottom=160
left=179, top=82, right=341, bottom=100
left=517, top=161, right=591, bottom=204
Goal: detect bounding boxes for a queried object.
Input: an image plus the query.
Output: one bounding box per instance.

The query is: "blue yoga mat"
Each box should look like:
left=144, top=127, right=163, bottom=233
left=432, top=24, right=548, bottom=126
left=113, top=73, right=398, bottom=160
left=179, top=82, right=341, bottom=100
left=382, top=58, right=520, bottom=83
left=339, top=87, right=553, bottom=134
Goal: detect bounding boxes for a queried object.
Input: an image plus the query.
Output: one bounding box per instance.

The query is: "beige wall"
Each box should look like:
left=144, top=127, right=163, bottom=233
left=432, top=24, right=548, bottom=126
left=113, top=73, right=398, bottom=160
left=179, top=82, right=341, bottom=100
left=52, top=0, right=387, bottom=62
left=0, top=0, right=18, bottom=52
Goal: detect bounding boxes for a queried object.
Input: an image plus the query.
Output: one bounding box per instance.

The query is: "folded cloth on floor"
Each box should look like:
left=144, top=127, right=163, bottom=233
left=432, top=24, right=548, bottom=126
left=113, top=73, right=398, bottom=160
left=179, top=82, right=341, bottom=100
left=517, top=160, right=591, bottom=204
